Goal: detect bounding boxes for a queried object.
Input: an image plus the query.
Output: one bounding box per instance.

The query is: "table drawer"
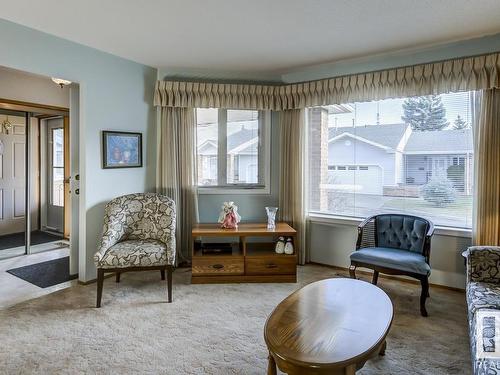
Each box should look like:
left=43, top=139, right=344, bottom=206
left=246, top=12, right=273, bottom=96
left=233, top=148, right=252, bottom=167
left=246, top=256, right=296, bottom=275
left=192, top=256, right=244, bottom=276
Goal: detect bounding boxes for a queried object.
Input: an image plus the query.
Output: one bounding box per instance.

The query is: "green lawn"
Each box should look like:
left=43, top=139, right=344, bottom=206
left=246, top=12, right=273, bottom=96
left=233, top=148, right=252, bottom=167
left=382, top=195, right=472, bottom=220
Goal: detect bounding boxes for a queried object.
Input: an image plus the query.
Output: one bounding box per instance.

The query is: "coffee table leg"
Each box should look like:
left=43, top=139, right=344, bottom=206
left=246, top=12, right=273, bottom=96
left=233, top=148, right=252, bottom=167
left=379, top=340, right=387, bottom=356
left=345, top=364, right=356, bottom=375
left=267, top=353, right=277, bottom=375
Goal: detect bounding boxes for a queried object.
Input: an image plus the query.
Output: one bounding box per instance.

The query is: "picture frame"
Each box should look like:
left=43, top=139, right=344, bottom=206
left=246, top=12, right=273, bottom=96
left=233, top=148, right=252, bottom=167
left=102, top=131, right=142, bottom=169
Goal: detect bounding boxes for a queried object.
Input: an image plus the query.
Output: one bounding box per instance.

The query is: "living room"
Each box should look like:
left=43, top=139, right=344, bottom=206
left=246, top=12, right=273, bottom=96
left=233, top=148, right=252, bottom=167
left=1, top=1, right=500, bottom=374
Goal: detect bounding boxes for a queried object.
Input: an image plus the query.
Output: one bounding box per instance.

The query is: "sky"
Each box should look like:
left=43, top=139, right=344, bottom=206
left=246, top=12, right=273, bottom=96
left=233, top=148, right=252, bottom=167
left=196, top=109, right=259, bottom=146
left=329, top=91, right=473, bottom=128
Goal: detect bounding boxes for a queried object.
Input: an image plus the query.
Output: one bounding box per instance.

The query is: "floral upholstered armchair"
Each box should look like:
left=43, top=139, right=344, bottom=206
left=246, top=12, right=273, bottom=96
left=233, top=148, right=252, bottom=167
left=466, top=246, right=500, bottom=375
left=94, top=193, right=176, bottom=307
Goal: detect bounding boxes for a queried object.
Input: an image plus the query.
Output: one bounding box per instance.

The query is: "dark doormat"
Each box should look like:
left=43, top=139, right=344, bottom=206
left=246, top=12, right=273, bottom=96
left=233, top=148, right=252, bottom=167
left=0, top=230, right=64, bottom=251
left=6, top=256, right=78, bottom=288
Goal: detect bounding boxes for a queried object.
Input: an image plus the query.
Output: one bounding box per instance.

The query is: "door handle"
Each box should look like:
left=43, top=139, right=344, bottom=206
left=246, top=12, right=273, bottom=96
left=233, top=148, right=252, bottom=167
left=266, top=263, right=278, bottom=269
left=212, top=264, right=224, bottom=269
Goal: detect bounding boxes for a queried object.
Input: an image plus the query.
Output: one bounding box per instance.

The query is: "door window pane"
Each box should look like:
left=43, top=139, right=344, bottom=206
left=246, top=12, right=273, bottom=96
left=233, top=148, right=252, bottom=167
left=52, top=128, right=64, bottom=207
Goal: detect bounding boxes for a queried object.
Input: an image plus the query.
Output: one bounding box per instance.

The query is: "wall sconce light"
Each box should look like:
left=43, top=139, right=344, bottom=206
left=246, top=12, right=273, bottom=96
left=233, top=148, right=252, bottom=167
left=51, top=77, right=72, bottom=88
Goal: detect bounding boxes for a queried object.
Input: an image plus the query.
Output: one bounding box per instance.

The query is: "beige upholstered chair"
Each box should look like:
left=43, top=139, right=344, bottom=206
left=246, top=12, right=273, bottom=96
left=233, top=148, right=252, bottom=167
left=94, top=193, right=176, bottom=307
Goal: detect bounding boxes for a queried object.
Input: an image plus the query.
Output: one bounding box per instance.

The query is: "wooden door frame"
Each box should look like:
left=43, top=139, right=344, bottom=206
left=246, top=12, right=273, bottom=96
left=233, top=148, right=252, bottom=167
left=0, top=98, right=69, bottom=252
left=63, top=116, right=70, bottom=239
left=0, top=98, right=68, bottom=116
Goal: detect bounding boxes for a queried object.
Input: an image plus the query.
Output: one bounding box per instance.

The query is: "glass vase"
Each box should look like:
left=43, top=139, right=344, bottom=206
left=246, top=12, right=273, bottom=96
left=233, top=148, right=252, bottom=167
left=265, top=207, right=278, bottom=229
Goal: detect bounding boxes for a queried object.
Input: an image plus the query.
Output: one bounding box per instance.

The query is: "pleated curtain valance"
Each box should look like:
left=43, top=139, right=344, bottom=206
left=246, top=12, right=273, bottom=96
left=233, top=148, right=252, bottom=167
left=154, top=52, right=500, bottom=110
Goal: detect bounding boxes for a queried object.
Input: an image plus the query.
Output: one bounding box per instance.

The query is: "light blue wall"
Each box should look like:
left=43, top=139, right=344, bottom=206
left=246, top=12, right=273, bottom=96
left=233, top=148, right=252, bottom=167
left=0, top=19, right=157, bottom=281
left=281, top=33, right=500, bottom=83
left=309, top=222, right=471, bottom=289
left=160, top=33, right=500, bottom=84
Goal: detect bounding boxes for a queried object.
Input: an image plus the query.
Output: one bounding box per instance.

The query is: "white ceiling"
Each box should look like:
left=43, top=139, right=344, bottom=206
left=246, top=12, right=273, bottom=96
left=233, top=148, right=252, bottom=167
left=1, top=0, right=500, bottom=75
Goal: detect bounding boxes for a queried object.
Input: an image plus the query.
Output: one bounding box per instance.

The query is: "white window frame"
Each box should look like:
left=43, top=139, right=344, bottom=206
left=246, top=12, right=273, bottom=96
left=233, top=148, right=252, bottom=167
left=198, top=109, right=271, bottom=195
left=307, top=213, right=472, bottom=238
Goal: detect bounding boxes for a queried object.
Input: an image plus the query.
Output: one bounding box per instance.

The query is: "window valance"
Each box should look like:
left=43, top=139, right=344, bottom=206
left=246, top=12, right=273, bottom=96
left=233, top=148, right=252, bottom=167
left=154, top=52, right=500, bottom=110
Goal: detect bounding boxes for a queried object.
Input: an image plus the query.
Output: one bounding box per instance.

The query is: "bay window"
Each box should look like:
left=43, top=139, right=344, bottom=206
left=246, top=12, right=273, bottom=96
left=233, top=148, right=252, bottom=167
left=307, top=91, right=478, bottom=229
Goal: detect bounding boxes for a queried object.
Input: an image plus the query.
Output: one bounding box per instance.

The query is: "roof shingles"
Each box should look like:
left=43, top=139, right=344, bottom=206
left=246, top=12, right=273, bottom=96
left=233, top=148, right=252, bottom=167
left=329, top=124, right=408, bottom=149
left=329, top=123, right=473, bottom=153
left=404, top=128, right=472, bottom=152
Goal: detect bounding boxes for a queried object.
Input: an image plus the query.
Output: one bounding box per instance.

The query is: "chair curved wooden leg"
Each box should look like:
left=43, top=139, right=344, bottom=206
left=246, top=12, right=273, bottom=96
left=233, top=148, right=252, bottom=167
left=372, top=270, right=379, bottom=285
left=167, top=265, right=173, bottom=303
left=349, top=265, right=356, bottom=279
left=420, top=276, right=429, bottom=317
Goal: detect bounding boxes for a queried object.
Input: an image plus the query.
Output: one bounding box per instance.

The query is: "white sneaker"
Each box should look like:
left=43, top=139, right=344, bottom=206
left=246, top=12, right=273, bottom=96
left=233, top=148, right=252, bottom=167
left=275, top=237, right=285, bottom=254
left=284, top=238, right=294, bottom=255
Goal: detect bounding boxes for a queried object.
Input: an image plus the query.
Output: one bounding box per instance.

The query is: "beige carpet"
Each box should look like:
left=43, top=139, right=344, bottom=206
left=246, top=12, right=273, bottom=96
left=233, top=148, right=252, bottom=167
left=0, top=264, right=470, bottom=374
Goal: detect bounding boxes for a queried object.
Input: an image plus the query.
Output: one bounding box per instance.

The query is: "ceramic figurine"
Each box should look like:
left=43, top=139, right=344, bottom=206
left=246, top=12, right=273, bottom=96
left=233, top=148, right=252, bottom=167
left=284, top=238, right=294, bottom=255
left=275, top=236, right=285, bottom=254
left=218, top=201, right=241, bottom=229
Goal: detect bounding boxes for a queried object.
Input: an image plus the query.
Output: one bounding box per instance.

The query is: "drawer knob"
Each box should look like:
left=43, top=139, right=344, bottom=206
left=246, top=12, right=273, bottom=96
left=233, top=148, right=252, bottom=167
left=266, top=263, right=278, bottom=269
left=212, top=264, right=224, bottom=269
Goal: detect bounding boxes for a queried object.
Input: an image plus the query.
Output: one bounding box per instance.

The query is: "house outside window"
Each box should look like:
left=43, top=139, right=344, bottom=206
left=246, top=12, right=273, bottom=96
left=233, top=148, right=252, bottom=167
left=196, top=108, right=270, bottom=193
left=307, top=91, right=477, bottom=229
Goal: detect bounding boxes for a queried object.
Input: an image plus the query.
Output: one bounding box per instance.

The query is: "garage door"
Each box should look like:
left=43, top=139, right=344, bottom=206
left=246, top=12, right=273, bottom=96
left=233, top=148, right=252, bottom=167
left=328, top=165, right=383, bottom=195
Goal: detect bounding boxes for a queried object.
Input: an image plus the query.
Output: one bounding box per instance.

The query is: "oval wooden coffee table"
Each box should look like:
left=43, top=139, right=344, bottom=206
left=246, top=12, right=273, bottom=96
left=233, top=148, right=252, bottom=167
left=264, top=278, right=393, bottom=375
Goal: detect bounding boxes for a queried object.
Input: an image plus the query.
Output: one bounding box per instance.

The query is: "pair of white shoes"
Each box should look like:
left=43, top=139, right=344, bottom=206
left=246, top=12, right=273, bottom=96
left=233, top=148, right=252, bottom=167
left=275, top=237, right=294, bottom=255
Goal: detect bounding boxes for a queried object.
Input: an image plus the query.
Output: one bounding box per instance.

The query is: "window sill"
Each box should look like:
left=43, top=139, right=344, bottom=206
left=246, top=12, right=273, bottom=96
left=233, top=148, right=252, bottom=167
left=307, top=213, right=472, bottom=238
left=198, top=186, right=271, bottom=195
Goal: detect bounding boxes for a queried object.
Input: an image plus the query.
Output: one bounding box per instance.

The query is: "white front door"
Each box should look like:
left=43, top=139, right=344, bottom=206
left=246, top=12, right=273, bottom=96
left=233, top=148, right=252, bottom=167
left=432, top=157, right=447, bottom=179
left=0, top=114, right=26, bottom=236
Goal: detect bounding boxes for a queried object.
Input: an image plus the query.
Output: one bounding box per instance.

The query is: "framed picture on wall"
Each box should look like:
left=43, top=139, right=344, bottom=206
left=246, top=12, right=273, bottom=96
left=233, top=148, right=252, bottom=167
left=102, top=131, right=142, bottom=168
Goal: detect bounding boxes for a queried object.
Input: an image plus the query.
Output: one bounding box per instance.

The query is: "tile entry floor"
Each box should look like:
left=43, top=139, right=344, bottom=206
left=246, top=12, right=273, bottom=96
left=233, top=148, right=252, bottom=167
left=0, top=246, right=76, bottom=309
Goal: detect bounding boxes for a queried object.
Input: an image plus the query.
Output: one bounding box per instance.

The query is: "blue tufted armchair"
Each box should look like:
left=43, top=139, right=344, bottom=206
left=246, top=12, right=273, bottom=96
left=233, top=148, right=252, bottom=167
left=349, top=214, right=434, bottom=316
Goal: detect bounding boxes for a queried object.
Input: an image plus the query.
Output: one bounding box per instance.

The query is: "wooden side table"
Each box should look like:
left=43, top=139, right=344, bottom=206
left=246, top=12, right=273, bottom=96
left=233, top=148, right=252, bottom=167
left=191, top=223, right=297, bottom=284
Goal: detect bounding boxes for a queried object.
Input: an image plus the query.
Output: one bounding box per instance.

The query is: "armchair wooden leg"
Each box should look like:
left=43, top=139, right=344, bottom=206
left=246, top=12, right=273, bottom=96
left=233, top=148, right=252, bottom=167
left=372, top=270, right=379, bottom=285
left=161, top=269, right=165, bottom=280
left=167, top=265, right=173, bottom=303
left=115, top=272, right=120, bottom=283
left=420, top=276, right=429, bottom=317
left=96, top=269, right=104, bottom=308
left=349, top=265, right=356, bottom=279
